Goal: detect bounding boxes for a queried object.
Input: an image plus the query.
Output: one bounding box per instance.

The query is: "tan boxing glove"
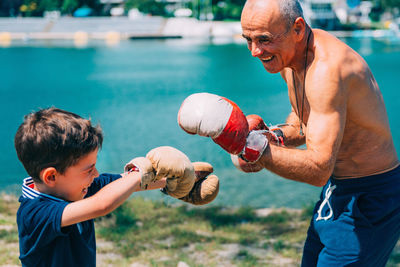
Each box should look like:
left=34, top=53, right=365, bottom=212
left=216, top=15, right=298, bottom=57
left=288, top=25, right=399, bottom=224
left=146, top=146, right=195, bottom=199
left=124, top=157, right=156, bottom=190
left=178, top=162, right=220, bottom=205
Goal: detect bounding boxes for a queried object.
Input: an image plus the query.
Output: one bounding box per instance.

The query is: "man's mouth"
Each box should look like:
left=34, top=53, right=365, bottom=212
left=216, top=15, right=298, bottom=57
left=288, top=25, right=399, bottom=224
left=261, top=56, right=274, bottom=63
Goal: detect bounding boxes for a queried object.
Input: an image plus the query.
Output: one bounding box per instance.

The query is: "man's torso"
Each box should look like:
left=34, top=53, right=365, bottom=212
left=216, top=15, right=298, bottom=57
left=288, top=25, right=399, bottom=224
left=283, top=29, right=398, bottom=178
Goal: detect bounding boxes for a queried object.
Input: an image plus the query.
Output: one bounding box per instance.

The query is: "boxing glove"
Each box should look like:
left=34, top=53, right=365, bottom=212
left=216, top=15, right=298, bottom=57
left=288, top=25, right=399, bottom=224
left=268, top=125, right=285, bottom=146
left=178, top=93, right=249, bottom=155
left=178, top=162, right=220, bottom=205
left=179, top=93, right=271, bottom=162
left=231, top=115, right=268, bottom=172
left=146, top=146, right=195, bottom=199
left=231, top=115, right=286, bottom=172
left=124, top=157, right=156, bottom=189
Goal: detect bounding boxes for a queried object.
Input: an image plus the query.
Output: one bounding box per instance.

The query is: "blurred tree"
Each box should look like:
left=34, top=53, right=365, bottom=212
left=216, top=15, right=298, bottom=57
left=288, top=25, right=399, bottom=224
left=370, top=0, right=399, bottom=22
left=369, top=3, right=384, bottom=22
left=0, top=0, right=23, bottom=16
left=212, top=0, right=245, bottom=20
left=125, top=0, right=168, bottom=16
left=19, top=0, right=43, bottom=16
left=38, top=0, right=61, bottom=11
left=61, top=0, right=79, bottom=15
left=380, top=0, right=400, bottom=9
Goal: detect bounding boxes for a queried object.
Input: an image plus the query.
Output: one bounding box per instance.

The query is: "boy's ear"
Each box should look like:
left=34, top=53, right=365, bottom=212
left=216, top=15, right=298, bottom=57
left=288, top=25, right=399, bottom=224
left=41, top=167, right=58, bottom=187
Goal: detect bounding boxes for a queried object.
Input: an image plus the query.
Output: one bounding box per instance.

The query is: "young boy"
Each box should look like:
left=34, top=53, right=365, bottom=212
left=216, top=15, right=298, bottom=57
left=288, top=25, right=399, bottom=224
left=14, top=107, right=199, bottom=266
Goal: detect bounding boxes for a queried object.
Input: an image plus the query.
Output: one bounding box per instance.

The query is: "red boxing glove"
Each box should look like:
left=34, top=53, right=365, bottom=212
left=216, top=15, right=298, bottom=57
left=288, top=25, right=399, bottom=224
left=178, top=93, right=249, bottom=155
left=231, top=115, right=268, bottom=172
left=178, top=93, right=270, bottom=163
left=269, top=125, right=285, bottom=146
left=231, top=116, right=286, bottom=172
left=246, top=114, right=268, bottom=131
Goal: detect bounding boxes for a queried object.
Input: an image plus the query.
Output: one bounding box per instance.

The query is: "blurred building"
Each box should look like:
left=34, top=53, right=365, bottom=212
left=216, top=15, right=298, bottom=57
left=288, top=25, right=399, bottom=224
left=334, top=0, right=373, bottom=26
left=99, top=0, right=124, bottom=16
left=301, top=0, right=379, bottom=30
left=301, top=0, right=341, bottom=30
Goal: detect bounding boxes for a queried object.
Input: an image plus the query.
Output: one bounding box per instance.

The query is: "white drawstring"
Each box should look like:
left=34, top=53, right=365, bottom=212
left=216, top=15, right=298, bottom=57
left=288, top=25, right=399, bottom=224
left=77, top=223, right=83, bottom=234
left=316, top=183, right=337, bottom=221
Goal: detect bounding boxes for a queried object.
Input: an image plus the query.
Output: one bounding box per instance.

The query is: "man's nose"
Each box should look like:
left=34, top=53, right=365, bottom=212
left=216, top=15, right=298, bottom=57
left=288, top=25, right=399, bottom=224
left=93, top=168, right=99, bottom=178
left=251, top=43, right=263, bottom=57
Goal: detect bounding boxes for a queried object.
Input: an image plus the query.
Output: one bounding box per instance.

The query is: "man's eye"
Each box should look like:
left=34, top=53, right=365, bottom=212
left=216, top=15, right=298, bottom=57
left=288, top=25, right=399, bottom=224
left=259, top=39, right=270, bottom=44
left=242, top=36, right=251, bottom=42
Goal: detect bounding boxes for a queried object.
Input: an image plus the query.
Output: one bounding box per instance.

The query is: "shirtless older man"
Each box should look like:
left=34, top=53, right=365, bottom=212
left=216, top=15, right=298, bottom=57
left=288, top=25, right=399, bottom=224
left=240, top=0, right=400, bottom=265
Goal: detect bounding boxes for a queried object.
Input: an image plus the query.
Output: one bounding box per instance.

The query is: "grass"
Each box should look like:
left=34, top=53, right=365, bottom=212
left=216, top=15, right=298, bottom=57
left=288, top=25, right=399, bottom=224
left=0, top=195, right=399, bottom=266
left=94, top=198, right=309, bottom=266
left=0, top=194, right=20, bottom=266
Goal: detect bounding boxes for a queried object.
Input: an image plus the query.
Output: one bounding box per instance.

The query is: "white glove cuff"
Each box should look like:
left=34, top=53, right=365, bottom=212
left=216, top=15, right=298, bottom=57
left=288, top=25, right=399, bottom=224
left=241, top=130, right=269, bottom=163
left=124, top=157, right=155, bottom=190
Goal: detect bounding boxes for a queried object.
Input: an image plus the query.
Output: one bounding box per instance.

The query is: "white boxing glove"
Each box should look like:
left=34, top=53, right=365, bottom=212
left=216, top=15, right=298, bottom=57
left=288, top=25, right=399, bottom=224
left=178, top=93, right=249, bottom=155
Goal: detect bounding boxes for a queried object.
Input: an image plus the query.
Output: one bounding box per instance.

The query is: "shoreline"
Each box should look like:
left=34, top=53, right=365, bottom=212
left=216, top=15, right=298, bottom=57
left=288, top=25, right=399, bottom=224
left=0, top=17, right=398, bottom=45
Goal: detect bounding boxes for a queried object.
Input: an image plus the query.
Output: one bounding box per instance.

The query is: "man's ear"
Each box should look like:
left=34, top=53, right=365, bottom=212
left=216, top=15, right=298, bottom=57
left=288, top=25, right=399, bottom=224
left=293, top=17, right=306, bottom=40
left=41, top=167, right=58, bottom=187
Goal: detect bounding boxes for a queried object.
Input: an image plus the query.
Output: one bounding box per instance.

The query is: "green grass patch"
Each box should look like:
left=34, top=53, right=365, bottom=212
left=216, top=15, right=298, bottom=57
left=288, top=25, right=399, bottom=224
left=1, top=194, right=399, bottom=266
left=235, top=249, right=258, bottom=266
left=95, top=198, right=312, bottom=265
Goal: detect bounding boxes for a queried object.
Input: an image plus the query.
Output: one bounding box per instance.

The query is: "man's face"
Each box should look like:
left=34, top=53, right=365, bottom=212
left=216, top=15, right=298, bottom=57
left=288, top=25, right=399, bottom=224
left=241, top=2, right=296, bottom=73
left=53, top=149, right=99, bottom=202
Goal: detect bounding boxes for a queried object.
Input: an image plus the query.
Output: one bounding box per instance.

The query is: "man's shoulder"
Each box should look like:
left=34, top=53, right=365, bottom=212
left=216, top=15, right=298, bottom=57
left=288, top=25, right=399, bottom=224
left=313, top=30, right=366, bottom=77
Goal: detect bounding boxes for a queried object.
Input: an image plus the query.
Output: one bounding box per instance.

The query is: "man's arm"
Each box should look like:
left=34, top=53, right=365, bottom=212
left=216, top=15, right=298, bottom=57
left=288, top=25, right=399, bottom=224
left=277, top=69, right=306, bottom=147
left=260, top=66, right=347, bottom=186
left=61, top=173, right=166, bottom=227
left=278, top=110, right=306, bottom=147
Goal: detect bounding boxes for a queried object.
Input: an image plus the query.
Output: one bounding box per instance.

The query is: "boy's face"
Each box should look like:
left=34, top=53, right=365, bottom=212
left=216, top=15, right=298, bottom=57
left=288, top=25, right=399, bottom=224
left=53, top=149, right=99, bottom=202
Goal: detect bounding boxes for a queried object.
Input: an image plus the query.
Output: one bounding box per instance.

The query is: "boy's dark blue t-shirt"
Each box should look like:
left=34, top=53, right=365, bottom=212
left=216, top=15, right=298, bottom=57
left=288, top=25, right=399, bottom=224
left=17, top=173, right=121, bottom=267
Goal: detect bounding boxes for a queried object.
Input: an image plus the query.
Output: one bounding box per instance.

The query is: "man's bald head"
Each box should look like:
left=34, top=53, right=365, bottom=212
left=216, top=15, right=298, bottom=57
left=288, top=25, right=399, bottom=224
left=242, top=0, right=304, bottom=30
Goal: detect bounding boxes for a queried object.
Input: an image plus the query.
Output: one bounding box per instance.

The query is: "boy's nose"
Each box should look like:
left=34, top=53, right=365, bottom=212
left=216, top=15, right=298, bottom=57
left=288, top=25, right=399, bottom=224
left=93, top=168, right=99, bottom=178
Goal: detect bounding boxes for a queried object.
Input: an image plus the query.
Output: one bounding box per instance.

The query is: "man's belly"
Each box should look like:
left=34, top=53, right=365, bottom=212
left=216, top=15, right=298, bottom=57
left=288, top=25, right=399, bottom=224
left=333, top=151, right=399, bottom=179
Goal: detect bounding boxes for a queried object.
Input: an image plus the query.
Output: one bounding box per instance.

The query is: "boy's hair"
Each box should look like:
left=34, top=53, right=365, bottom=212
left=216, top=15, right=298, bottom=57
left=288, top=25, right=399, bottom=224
left=14, top=108, right=103, bottom=183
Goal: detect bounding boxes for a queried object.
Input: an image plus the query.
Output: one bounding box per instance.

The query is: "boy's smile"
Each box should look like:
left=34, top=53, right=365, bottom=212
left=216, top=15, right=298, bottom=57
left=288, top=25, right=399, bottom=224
left=35, top=149, right=99, bottom=202
left=57, top=149, right=99, bottom=201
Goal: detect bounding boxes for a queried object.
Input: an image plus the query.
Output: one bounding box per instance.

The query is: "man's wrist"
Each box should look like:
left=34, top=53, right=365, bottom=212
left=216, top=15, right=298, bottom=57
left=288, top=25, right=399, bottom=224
left=269, top=124, right=288, bottom=146
left=240, top=130, right=269, bottom=162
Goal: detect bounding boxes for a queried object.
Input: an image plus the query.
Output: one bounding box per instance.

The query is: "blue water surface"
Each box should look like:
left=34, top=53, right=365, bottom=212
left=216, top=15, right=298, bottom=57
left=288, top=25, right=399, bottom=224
left=1, top=37, right=399, bottom=208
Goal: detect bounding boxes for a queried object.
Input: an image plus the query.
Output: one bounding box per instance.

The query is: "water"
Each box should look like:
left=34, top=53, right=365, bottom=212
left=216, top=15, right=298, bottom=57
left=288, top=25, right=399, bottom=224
left=1, top=37, right=399, bottom=208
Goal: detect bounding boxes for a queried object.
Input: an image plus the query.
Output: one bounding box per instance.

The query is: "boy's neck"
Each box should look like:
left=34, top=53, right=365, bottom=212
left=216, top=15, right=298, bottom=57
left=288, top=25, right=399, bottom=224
left=33, top=182, right=53, bottom=196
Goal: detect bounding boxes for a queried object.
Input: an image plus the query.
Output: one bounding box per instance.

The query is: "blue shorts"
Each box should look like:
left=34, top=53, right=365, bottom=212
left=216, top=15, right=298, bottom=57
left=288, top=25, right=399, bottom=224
left=301, top=166, right=400, bottom=267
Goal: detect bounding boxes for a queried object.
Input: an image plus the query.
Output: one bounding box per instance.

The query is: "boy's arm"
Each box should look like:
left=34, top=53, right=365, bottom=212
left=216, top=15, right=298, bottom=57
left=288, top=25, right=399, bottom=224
left=61, top=172, right=166, bottom=227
